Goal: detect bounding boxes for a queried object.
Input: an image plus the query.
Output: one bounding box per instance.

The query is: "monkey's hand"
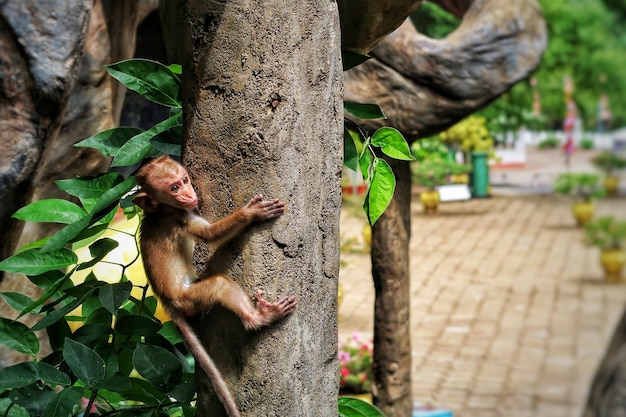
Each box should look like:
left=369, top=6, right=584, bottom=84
left=245, top=194, right=285, bottom=221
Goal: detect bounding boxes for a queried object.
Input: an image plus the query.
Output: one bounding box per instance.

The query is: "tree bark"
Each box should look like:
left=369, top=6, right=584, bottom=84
left=371, top=158, right=413, bottom=416
left=345, top=0, right=547, bottom=139
left=178, top=1, right=343, bottom=416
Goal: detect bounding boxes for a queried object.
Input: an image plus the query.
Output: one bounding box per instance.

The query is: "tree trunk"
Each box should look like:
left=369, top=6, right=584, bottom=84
left=178, top=1, right=343, bottom=416
left=371, top=158, right=413, bottom=416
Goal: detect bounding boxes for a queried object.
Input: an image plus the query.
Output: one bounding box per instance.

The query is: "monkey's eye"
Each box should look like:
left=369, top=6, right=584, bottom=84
left=182, top=176, right=189, bottom=184
left=171, top=184, right=180, bottom=193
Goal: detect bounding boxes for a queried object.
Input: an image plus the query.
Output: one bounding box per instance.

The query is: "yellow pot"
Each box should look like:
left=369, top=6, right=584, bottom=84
left=420, top=190, right=440, bottom=214
left=600, top=249, right=625, bottom=282
left=450, top=173, right=469, bottom=184
left=572, top=201, right=594, bottom=227
left=604, top=175, right=619, bottom=197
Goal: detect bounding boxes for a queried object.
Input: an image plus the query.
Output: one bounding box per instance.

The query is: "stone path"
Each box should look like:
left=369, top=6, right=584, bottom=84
left=338, top=148, right=626, bottom=417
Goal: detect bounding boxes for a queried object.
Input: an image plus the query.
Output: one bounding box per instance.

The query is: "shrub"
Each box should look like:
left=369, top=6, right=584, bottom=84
left=537, top=137, right=560, bottom=149
left=339, top=333, right=373, bottom=394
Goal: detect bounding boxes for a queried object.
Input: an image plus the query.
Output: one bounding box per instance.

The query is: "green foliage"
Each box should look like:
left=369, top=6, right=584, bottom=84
left=537, top=137, right=561, bottom=149
left=339, top=333, right=373, bottom=394
left=553, top=172, right=605, bottom=201
left=410, top=137, right=449, bottom=162
left=579, top=137, right=595, bottom=150
left=345, top=120, right=415, bottom=225
left=456, top=0, right=626, bottom=132
left=412, top=157, right=469, bottom=190
left=338, top=397, right=385, bottom=417
left=536, top=0, right=626, bottom=128
left=591, top=151, right=626, bottom=174
left=0, top=58, right=195, bottom=417
left=410, top=2, right=460, bottom=39
left=584, top=216, right=626, bottom=250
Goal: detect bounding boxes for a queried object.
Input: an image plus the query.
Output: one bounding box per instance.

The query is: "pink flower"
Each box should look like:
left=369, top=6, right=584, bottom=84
left=341, top=367, right=350, bottom=377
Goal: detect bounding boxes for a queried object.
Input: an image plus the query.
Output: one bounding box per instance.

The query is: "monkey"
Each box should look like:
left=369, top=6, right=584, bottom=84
left=132, top=154, right=296, bottom=417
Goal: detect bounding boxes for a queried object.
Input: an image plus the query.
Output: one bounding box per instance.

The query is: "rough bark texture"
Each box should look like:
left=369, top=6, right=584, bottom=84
left=337, top=0, right=422, bottom=54
left=0, top=0, right=92, bottom=279
left=583, top=307, right=626, bottom=417
left=177, top=1, right=343, bottom=416
left=371, top=158, right=413, bottom=416
left=345, top=0, right=548, bottom=139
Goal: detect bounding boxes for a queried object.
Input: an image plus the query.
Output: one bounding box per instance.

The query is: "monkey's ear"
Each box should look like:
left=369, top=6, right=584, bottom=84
left=133, top=192, right=159, bottom=213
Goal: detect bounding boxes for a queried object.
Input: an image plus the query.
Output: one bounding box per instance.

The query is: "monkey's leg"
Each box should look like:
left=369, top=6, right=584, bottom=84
left=185, top=274, right=296, bottom=330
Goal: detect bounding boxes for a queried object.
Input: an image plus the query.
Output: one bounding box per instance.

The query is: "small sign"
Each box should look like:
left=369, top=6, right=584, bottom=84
left=437, top=184, right=471, bottom=202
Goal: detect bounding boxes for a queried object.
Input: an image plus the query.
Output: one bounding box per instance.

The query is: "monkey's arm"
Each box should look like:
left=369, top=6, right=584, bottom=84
left=187, top=210, right=252, bottom=247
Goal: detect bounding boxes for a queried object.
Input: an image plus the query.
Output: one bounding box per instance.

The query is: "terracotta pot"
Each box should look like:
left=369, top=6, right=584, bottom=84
left=572, top=201, right=594, bottom=227
left=420, top=190, right=440, bottom=214
left=600, top=249, right=625, bottom=282
left=604, top=175, right=619, bottom=197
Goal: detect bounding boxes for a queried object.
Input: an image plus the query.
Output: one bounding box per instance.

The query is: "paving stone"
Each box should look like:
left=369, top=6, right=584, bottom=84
left=338, top=155, right=626, bottom=417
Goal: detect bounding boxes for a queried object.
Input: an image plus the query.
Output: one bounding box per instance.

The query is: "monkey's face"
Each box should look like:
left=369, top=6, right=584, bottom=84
left=152, top=165, right=198, bottom=211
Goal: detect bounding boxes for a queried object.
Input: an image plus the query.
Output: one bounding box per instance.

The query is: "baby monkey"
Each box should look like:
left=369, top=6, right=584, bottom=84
left=133, top=155, right=296, bottom=417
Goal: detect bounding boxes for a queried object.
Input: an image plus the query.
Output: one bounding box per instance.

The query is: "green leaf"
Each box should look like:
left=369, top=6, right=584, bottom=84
left=338, top=397, right=385, bottom=416
left=167, top=372, right=196, bottom=403
left=99, top=281, right=133, bottom=315
left=0, top=292, right=37, bottom=313
left=46, top=318, right=72, bottom=352
left=94, top=373, right=133, bottom=392
left=0, top=362, right=70, bottom=389
left=10, top=384, right=56, bottom=417
left=365, top=159, right=395, bottom=225
left=77, top=237, right=119, bottom=270
left=0, top=248, right=77, bottom=275
left=0, top=317, right=39, bottom=355
left=0, top=398, right=29, bottom=417
left=344, top=128, right=359, bottom=171
left=15, top=236, right=49, bottom=252
left=19, top=269, right=75, bottom=318
left=344, top=101, right=386, bottom=120
left=111, top=113, right=182, bottom=167
left=150, top=123, right=182, bottom=156
left=133, top=344, right=182, bottom=391
left=117, top=314, right=161, bottom=337
left=359, top=147, right=374, bottom=181
left=158, top=321, right=183, bottom=345
left=106, top=59, right=182, bottom=107
left=56, top=173, right=125, bottom=200
left=342, top=50, right=371, bottom=71
left=31, top=293, right=90, bottom=332
left=41, top=386, right=84, bottom=417
left=89, top=237, right=119, bottom=259
left=371, top=127, right=415, bottom=161
left=74, top=127, right=145, bottom=157
left=42, top=176, right=136, bottom=252
left=167, top=63, right=182, bottom=74
left=12, top=199, right=86, bottom=224
left=63, top=338, right=106, bottom=387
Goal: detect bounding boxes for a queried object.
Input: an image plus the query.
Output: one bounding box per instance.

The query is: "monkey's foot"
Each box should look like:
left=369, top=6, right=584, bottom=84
left=251, top=290, right=296, bottom=328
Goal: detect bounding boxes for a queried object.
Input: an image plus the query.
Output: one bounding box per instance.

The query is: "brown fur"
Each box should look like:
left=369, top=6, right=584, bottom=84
left=133, top=155, right=296, bottom=417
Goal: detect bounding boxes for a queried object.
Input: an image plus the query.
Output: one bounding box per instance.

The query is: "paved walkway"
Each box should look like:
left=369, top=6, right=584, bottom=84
left=338, top=148, right=626, bottom=417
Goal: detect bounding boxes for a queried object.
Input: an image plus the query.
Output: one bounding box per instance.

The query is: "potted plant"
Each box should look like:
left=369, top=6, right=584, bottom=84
left=591, top=151, right=626, bottom=197
left=413, top=157, right=456, bottom=213
left=449, top=160, right=472, bottom=184
left=440, top=115, right=497, bottom=197
left=553, top=173, right=605, bottom=226
left=584, top=216, right=626, bottom=282
left=338, top=333, right=373, bottom=398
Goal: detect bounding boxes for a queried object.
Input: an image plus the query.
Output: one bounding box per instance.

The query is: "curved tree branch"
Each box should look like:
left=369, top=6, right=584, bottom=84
left=345, top=0, right=547, bottom=139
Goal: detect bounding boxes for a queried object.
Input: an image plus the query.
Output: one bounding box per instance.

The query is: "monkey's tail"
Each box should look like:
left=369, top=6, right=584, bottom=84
left=170, top=313, right=242, bottom=417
